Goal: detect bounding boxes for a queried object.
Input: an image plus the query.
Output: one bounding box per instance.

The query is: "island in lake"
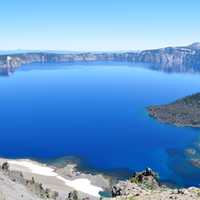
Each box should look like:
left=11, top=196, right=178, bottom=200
left=148, top=93, right=200, bottom=128
left=2, top=0, right=200, bottom=198
left=1, top=43, right=200, bottom=200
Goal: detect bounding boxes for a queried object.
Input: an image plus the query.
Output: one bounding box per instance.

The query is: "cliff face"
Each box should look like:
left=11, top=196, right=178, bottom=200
left=135, top=47, right=194, bottom=69
left=133, top=43, right=200, bottom=72
left=0, top=52, right=131, bottom=67
left=1, top=43, right=200, bottom=73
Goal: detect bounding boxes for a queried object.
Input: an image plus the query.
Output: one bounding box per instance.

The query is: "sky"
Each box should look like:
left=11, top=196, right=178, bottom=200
left=0, top=0, right=200, bottom=51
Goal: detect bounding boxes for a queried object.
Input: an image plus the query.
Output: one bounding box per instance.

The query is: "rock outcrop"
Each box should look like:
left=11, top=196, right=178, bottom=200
left=112, top=168, right=200, bottom=200
left=112, top=168, right=159, bottom=198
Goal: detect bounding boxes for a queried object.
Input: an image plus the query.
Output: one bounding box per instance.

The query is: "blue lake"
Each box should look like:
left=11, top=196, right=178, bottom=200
left=0, top=62, right=200, bottom=186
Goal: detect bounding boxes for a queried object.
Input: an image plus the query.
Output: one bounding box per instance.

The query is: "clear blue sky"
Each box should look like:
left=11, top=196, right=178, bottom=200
left=1, top=0, right=200, bottom=51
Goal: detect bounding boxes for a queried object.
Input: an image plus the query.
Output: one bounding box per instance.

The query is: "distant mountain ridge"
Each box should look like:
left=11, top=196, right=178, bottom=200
left=1, top=43, right=200, bottom=74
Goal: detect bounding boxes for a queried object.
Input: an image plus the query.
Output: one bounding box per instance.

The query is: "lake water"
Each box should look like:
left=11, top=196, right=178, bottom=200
left=0, top=62, right=200, bottom=187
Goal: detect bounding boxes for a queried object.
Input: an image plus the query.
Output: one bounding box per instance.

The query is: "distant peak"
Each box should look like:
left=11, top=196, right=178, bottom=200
left=188, top=42, right=200, bottom=49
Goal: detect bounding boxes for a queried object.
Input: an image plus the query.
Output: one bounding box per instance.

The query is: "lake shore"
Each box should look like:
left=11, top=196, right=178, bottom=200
left=0, top=158, right=200, bottom=200
left=0, top=158, right=111, bottom=200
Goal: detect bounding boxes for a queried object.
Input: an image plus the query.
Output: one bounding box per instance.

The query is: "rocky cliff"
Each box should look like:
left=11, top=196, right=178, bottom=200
left=112, top=168, right=200, bottom=200
left=130, top=42, right=200, bottom=72
left=1, top=43, right=200, bottom=74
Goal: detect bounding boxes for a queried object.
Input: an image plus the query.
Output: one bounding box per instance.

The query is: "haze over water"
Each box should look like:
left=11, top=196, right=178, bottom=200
left=0, top=62, right=200, bottom=187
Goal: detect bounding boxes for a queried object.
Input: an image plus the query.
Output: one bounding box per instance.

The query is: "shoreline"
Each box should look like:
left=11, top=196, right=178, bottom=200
left=0, top=158, right=110, bottom=198
left=2, top=155, right=200, bottom=189
left=2, top=155, right=131, bottom=184
left=0, top=157, right=200, bottom=200
left=148, top=107, right=200, bottom=128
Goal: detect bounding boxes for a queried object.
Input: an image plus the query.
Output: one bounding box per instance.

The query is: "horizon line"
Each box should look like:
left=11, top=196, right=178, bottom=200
left=0, top=42, right=199, bottom=53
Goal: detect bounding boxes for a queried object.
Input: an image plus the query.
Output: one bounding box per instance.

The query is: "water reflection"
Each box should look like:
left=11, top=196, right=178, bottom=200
left=1, top=61, right=200, bottom=77
left=148, top=64, right=200, bottom=74
left=0, top=68, right=15, bottom=76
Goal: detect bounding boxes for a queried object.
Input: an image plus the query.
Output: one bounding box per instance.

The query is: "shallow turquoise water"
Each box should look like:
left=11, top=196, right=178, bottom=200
left=0, top=62, right=200, bottom=186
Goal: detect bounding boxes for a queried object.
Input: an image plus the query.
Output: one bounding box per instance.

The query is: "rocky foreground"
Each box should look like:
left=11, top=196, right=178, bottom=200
left=112, top=168, right=200, bottom=200
left=148, top=93, right=200, bottom=127
left=0, top=159, right=200, bottom=200
left=0, top=158, right=109, bottom=200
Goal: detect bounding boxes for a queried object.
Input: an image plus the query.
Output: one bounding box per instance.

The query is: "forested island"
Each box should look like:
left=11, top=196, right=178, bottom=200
left=1, top=43, right=200, bottom=199
left=148, top=93, right=200, bottom=128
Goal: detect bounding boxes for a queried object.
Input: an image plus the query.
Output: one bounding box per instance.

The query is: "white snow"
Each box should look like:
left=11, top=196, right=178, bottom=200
left=8, top=160, right=103, bottom=197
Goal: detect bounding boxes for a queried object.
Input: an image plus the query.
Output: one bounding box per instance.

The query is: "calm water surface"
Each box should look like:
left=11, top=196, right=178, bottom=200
left=0, top=62, right=200, bottom=186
